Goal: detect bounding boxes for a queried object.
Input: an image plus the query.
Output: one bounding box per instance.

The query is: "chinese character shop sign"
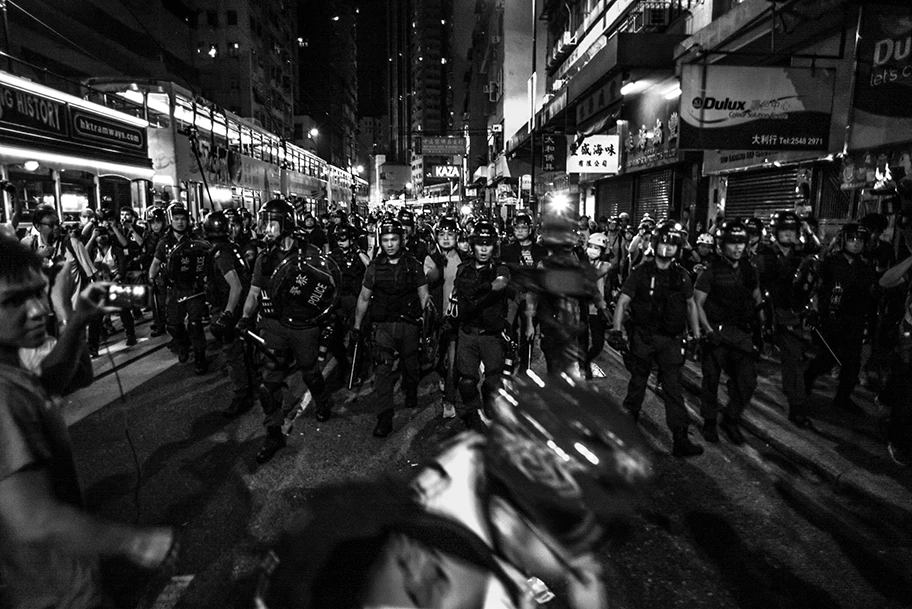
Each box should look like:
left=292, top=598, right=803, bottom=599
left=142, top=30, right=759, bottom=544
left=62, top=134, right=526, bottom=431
left=567, top=135, right=619, bottom=174
left=679, top=64, right=834, bottom=151
left=540, top=134, right=567, bottom=172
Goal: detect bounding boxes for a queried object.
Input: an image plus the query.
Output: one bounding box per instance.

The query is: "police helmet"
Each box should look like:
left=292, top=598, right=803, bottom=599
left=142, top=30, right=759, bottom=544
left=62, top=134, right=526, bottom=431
left=486, top=373, right=652, bottom=554
left=744, top=216, right=765, bottom=238
left=146, top=207, right=166, bottom=223
left=770, top=210, right=800, bottom=235
left=397, top=209, right=415, bottom=227
left=260, top=199, right=296, bottom=235
left=840, top=222, right=869, bottom=243
left=652, top=221, right=684, bottom=257
left=436, top=215, right=460, bottom=234
left=587, top=232, right=609, bottom=249
left=203, top=211, right=230, bottom=239
left=696, top=232, right=715, bottom=247
left=513, top=212, right=534, bottom=228
left=333, top=223, right=356, bottom=242
left=166, top=203, right=189, bottom=223
left=470, top=220, right=498, bottom=246
left=716, top=220, right=749, bottom=245
left=378, top=218, right=404, bottom=238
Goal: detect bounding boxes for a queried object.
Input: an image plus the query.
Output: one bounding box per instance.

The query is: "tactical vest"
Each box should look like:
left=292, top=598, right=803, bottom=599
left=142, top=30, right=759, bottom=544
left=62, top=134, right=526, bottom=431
left=629, top=261, right=689, bottom=336
left=454, top=261, right=505, bottom=333
left=703, top=259, right=758, bottom=328
left=206, top=240, right=251, bottom=308
left=370, top=254, right=422, bottom=324
left=330, top=247, right=366, bottom=297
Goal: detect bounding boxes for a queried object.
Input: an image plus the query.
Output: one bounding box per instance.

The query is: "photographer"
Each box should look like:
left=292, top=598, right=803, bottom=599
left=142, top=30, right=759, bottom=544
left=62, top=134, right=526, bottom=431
left=0, top=236, right=175, bottom=608
left=86, top=226, right=137, bottom=354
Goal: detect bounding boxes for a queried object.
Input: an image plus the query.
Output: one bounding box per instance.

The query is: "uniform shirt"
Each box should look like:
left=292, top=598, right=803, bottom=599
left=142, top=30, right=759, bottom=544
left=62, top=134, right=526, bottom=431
left=453, top=260, right=511, bottom=333
left=621, top=260, right=693, bottom=335
left=756, top=242, right=804, bottom=322
left=0, top=363, right=102, bottom=609
left=209, top=240, right=250, bottom=309
left=328, top=246, right=367, bottom=298
left=152, top=229, right=188, bottom=264
left=695, top=257, right=758, bottom=328
left=817, top=253, right=877, bottom=320
left=500, top=241, right=547, bottom=267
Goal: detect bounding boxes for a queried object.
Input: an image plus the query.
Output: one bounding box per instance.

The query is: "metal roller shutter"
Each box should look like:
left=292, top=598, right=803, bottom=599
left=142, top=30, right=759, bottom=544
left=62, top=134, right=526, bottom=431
left=634, top=168, right=672, bottom=223
left=595, top=175, right=633, bottom=219
left=725, top=167, right=800, bottom=220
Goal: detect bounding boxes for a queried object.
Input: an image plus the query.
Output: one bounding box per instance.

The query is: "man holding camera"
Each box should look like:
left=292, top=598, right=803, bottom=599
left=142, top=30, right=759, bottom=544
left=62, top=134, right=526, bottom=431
left=0, top=236, right=175, bottom=608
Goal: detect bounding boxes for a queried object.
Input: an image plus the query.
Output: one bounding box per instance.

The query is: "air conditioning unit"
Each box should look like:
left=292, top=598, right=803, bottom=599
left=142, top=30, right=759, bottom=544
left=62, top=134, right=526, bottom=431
left=630, top=11, right=645, bottom=32
left=644, top=7, right=671, bottom=28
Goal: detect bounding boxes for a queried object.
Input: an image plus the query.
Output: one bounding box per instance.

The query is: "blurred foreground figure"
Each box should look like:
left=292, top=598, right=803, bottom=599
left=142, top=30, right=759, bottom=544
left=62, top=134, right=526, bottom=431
left=0, top=237, right=175, bottom=608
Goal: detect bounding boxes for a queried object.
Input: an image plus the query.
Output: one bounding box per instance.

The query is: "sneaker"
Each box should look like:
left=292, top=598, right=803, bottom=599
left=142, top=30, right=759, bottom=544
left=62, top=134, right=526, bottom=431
left=442, top=401, right=456, bottom=419
left=887, top=442, right=911, bottom=466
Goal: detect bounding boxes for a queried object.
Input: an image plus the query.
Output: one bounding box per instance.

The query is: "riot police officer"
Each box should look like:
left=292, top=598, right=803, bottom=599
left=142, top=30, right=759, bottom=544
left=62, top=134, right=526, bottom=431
left=327, top=223, right=370, bottom=381
left=452, top=221, right=510, bottom=430
left=804, top=222, right=878, bottom=413
left=756, top=211, right=811, bottom=426
left=143, top=207, right=168, bottom=337
left=352, top=218, right=430, bottom=438
left=231, top=208, right=261, bottom=269
left=148, top=203, right=210, bottom=372
left=204, top=210, right=257, bottom=417
left=500, top=212, right=547, bottom=369
left=426, top=215, right=469, bottom=418
left=610, top=221, right=704, bottom=456
left=694, top=220, right=762, bottom=445
left=398, top=208, right=430, bottom=262
left=237, top=199, right=340, bottom=464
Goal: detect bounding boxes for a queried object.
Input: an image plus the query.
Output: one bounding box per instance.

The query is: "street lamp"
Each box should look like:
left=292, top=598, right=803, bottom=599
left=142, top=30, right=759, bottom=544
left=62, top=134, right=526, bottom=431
left=309, top=127, right=319, bottom=138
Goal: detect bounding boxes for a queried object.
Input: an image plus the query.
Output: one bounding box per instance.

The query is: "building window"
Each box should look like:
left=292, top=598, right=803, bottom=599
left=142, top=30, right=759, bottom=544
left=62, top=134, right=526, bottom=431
left=207, top=10, right=219, bottom=27
left=228, top=42, right=240, bottom=57
left=227, top=10, right=238, bottom=25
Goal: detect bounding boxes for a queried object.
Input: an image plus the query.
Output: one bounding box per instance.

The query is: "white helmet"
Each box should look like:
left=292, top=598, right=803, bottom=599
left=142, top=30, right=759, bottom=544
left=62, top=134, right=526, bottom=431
left=696, top=232, right=714, bottom=246
left=587, top=232, right=609, bottom=249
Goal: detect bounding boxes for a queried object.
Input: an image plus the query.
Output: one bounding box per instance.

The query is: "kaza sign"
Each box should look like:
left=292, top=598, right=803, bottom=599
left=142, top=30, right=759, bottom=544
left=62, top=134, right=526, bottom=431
left=680, top=64, right=834, bottom=151
left=428, top=164, right=462, bottom=179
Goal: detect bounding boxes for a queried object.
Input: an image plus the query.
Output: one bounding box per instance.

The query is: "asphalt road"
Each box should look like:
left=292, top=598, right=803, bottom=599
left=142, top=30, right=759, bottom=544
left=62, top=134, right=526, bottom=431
left=66, top=338, right=912, bottom=609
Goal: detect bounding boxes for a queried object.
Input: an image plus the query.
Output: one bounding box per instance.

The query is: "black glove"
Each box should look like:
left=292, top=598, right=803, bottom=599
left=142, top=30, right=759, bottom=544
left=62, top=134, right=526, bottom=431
left=702, top=330, right=721, bottom=348
left=213, top=310, right=237, bottom=331
left=236, top=316, right=253, bottom=334
left=607, top=329, right=627, bottom=352
left=351, top=327, right=362, bottom=344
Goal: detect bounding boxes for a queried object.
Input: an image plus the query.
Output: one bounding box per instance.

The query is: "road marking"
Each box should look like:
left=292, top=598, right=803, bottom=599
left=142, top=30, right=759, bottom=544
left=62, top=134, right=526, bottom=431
left=150, top=575, right=195, bottom=609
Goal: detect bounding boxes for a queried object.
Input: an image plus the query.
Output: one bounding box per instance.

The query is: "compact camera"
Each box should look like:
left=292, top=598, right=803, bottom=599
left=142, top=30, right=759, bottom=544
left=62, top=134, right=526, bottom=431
left=104, top=284, right=152, bottom=309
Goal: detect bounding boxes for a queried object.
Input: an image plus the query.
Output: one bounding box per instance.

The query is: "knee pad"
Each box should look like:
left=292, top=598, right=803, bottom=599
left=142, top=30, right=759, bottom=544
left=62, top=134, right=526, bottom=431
left=458, top=376, right=479, bottom=402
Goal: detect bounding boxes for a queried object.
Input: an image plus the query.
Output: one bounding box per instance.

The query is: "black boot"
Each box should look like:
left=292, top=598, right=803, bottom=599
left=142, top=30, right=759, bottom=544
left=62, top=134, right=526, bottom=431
left=315, top=397, right=333, bottom=422
left=833, top=393, right=864, bottom=415
left=194, top=350, right=208, bottom=374
left=403, top=390, right=418, bottom=408
left=222, top=395, right=254, bottom=418
left=672, top=427, right=704, bottom=457
left=373, top=409, right=394, bottom=437
left=256, top=427, right=286, bottom=463
left=177, top=343, right=190, bottom=363
left=719, top=416, right=746, bottom=445
left=125, top=332, right=137, bottom=347
left=702, top=417, right=720, bottom=443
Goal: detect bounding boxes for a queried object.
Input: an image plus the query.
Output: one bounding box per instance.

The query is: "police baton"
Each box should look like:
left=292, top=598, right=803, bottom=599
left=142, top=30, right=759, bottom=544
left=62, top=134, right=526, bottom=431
left=177, top=291, right=206, bottom=304
left=241, top=330, right=279, bottom=363
left=811, top=326, right=843, bottom=369
left=347, top=339, right=361, bottom=390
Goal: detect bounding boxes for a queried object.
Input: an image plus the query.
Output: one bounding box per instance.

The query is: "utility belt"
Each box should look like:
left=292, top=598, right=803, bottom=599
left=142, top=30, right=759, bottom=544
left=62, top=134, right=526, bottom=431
left=461, top=325, right=501, bottom=337
left=376, top=314, right=421, bottom=327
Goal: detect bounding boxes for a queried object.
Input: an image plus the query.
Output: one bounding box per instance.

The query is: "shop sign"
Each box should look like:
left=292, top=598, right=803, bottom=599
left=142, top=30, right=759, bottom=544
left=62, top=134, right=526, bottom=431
left=679, top=64, right=834, bottom=151
left=567, top=134, right=619, bottom=174
left=72, top=111, right=145, bottom=149
left=0, top=81, right=67, bottom=137
left=541, top=133, right=567, bottom=172
left=428, top=164, right=462, bottom=179
left=541, top=89, right=568, bottom=126
left=576, top=79, right=619, bottom=125
left=850, top=3, right=912, bottom=149
left=839, top=146, right=912, bottom=191
left=702, top=149, right=817, bottom=175
left=418, top=136, right=466, bottom=156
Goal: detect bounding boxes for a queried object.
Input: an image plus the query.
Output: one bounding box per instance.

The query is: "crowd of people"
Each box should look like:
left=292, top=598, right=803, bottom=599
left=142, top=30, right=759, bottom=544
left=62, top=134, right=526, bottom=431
left=2, top=186, right=912, bottom=607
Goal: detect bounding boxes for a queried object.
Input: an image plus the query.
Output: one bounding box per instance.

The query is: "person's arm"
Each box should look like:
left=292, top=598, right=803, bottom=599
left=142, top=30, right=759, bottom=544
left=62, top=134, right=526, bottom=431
left=129, top=224, right=144, bottom=248
left=418, top=283, right=430, bottom=309
left=223, top=269, right=243, bottom=313
left=687, top=296, right=701, bottom=338
left=148, top=258, right=162, bottom=283
left=353, top=286, right=373, bottom=329
left=612, top=292, right=631, bottom=332
left=879, top=254, right=912, bottom=289
left=694, top=290, right=713, bottom=334
left=358, top=251, right=371, bottom=268
left=110, top=223, right=128, bottom=248
left=0, top=468, right=172, bottom=569
left=424, top=255, right=439, bottom=284
left=240, top=285, right=261, bottom=320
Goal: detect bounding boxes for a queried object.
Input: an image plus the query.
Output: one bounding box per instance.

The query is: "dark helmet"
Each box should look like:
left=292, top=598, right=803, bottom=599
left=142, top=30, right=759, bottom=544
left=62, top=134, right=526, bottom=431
left=769, top=210, right=800, bottom=234
left=397, top=209, right=415, bottom=227
left=378, top=218, right=404, bottom=238
left=436, top=215, right=460, bottom=234
left=260, top=199, right=296, bottom=235
left=513, top=212, right=533, bottom=228
left=146, top=207, right=166, bottom=223
left=203, top=210, right=230, bottom=239
left=840, top=222, right=869, bottom=243
left=166, top=203, right=189, bottom=223
left=652, top=220, right=684, bottom=253
left=744, top=216, right=765, bottom=238
left=486, top=373, right=652, bottom=553
left=333, top=223, right=356, bottom=242
left=237, top=207, right=253, bottom=223
left=470, top=220, right=498, bottom=245
left=716, top=220, right=749, bottom=245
